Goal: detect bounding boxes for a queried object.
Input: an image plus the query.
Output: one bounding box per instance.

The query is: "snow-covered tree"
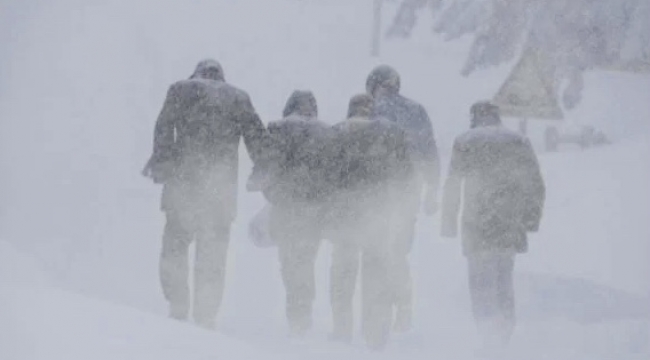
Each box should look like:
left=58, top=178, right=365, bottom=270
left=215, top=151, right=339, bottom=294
left=387, top=0, right=650, bottom=109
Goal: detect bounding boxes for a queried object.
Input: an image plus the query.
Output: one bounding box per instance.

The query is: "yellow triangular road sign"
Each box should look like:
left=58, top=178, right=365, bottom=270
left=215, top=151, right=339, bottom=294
left=493, top=48, right=564, bottom=120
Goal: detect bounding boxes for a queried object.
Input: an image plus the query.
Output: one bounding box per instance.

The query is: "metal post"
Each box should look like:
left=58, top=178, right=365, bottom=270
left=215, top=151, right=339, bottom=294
left=371, top=0, right=382, bottom=57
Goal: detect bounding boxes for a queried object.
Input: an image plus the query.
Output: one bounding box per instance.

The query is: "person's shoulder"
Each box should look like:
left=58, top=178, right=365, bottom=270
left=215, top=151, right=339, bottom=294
left=396, top=95, right=431, bottom=124
left=457, top=126, right=527, bottom=146
left=268, top=117, right=289, bottom=131
left=219, top=82, right=250, bottom=100
left=330, top=120, right=348, bottom=132
left=335, top=117, right=376, bottom=134
left=270, top=116, right=327, bottom=130
left=165, top=79, right=207, bottom=102
left=310, top=118, right=330, bottom=129
left=454, top=127, right=486, bottom=147
left=397, top=94, right=425, bottom=111
left=491, top=126, right=529, bottom=145
left=168, top=78, right=196, bottom=93
left=375, top=116, right=401, bottom=128
left=171, top=78, right=223, bottom=95
left=194, top=80, right=250, bottom=102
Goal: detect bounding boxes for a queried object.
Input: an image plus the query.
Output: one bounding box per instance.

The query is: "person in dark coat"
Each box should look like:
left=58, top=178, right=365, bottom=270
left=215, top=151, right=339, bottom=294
left=327, top=94, right=413, bottom=349
left=441, top=101, right=545, bottom=347
left=142, top=59, right=270, bottom=329
left=366, top=65, right=440, bottom=331
left=261, top=90, right=331, bottom=336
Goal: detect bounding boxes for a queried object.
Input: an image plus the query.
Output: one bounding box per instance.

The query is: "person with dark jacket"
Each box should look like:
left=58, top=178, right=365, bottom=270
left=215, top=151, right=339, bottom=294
left=261, top=90, right=331, bottom=336
left=366, top=65, right=440, bottom=331
left=143, top=59, right=270, bottom=329
left=441, top=101, right=545, bottom=347
left=327, top=94, right=413, bottom=349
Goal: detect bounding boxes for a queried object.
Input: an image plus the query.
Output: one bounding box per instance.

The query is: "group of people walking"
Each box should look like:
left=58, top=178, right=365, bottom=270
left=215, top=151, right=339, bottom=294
left=143, top=59, right=546, bottom=351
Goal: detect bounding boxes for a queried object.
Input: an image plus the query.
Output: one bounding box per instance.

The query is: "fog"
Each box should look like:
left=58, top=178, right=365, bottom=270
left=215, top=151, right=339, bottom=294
left=1, top=1, right=649, bottom=359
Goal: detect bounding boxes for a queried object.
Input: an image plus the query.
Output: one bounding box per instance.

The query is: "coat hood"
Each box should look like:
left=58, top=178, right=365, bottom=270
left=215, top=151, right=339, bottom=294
left=366, top=65, right=401, bottom=96
left=347, top=93, right=374, bottom=119
left=470, top=101, right=502, bottom=128
left=190, top=59, right=225, bottom=81
left=282, top=90, right=318, bottom=118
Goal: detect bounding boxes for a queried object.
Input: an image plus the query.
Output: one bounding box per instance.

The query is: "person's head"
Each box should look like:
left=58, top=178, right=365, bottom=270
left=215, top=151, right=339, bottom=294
left=470, top=101, right=501, bottom=128
left=347, top=93, right=374, bottom=119
left=190, top=59, right=225, bottom=81
left=283, top=90, right=318, bottom=118
left=366, top=65, right=400, bottom=97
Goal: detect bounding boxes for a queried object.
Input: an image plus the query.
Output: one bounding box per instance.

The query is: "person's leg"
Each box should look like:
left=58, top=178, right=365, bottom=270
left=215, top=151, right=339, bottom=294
left=391, top=211, right=416, bottom=332
left=467, top=253, right=499, bottom=322
left=468, top=252, right=510, bottom=350
left=274, top=206, right=321, bottom=335
left=496, top=253, right=516, bottom=344
left=159, top=212, right=193, bottom=320
left=360, top=214, right=393, bottom=350
left=361, top=248, right=392, bottom=350
left=390, top=181, right=420, bottom=332
left=329, top=240, right=360, bottom=342
left=192, top=218, right=231, bottom=329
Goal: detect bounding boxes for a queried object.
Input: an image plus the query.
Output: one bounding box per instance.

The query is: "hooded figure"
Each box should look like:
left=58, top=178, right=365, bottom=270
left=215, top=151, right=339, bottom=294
left=327, top=94, right=412, bottom=350
left=365, top=65, right=439, bottom=332
left=143, top=59, right=270, bottom=329
left=262, top=90, right=330, bottom=336
left=441, top=101, right=545, bottom=347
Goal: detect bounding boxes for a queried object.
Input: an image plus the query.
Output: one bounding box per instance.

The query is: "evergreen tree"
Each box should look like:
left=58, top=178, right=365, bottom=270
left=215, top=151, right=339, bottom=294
left=388, top=0, right=650, bottom=109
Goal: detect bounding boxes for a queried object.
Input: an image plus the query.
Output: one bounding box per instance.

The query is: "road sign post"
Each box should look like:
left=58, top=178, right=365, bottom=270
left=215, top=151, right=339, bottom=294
left=371, top=0, right=382, bottom=57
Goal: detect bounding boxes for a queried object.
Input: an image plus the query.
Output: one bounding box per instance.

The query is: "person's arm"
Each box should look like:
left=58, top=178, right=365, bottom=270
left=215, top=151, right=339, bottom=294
left=417, top=106, right=441, bottom=214
left=238, top=93, right=273, bottom=165
left=143, top=84, right=180, bottom=183
left=519, top=139, right=546, bottom=232
left=246, top=121, right=283, bottom=193
left=440, top=139, right=465, bottom=238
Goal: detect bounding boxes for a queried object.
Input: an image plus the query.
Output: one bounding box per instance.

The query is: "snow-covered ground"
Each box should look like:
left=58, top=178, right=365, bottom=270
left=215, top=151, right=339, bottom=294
left=1, top=1, right=649, bottom=359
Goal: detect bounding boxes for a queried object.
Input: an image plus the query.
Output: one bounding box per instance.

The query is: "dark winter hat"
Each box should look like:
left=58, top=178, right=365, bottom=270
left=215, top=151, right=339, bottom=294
left=283, top=90, right=318, bottom=118
left=347, top=93, right=374, bottom=118
left=470, top=101, right=501, bottom=128
left=366, top=65, right=401, bottom=95
left=190, top=59, right=225, bottom=81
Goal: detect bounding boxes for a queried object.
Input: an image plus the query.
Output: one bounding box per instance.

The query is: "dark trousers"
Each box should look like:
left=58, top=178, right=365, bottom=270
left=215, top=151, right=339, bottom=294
left=467, top=251, right=516, bottom=344
left=159, top=210, right=231, bottom=327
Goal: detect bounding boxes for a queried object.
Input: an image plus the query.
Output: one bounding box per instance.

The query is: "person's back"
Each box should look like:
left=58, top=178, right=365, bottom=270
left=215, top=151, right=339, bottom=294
left=454, top=126, right=541, bottom=242
left=441, top=101, right=545, bottom=348
left=261, top=90, right=330, bottom=336
left=172, top=78, right=253, bottom=174
left=143, top=59, right=269, bottom=329
left=149, top=59, right=268, bottom=220
left=367, top=65, right=439, bottom=195
left=327, top=94, right=412, bottom=350
left=263, top=92, right=331, bottom=206
left=332, top=117, right=411, bottom=200
left=365, top=65, right=438, bottom=332
left=443, top=104, right=545, bottom=254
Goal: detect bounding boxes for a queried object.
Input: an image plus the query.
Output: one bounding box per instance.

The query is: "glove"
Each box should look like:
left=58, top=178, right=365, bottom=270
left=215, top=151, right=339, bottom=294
left=246, top=163, right=273, bottom=192
left=142, top=158, right=176, bottom=184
